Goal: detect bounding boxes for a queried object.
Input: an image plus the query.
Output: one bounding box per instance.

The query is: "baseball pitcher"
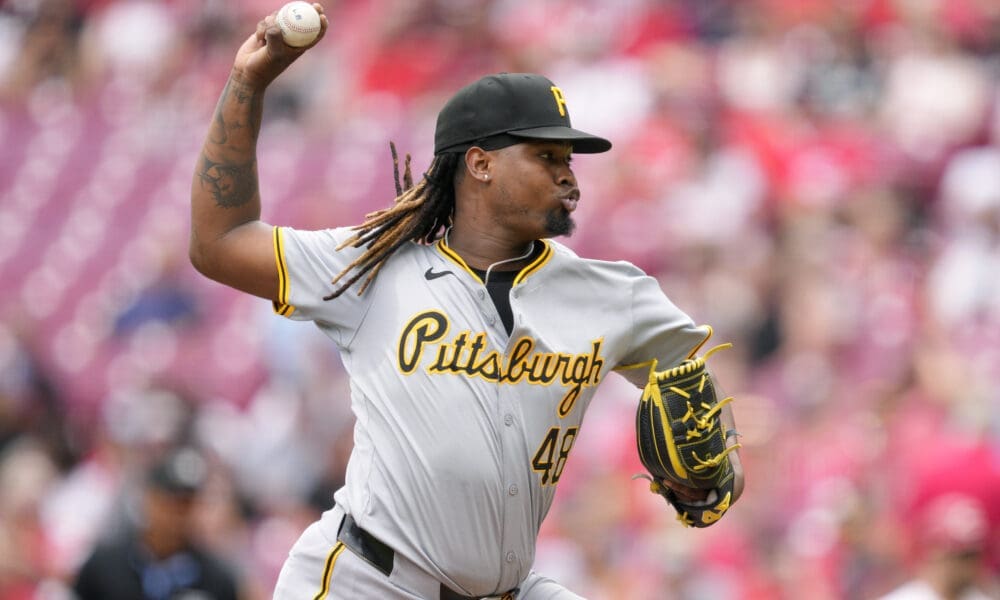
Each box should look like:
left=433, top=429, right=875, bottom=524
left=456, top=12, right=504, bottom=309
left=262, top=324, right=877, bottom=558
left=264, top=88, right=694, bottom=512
left=189, top=4, right=745, bottom=599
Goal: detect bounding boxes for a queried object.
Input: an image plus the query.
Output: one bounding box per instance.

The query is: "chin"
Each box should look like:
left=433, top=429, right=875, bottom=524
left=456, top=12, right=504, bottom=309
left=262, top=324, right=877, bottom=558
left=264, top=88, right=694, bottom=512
left=545, top=211, right=576, bottom=237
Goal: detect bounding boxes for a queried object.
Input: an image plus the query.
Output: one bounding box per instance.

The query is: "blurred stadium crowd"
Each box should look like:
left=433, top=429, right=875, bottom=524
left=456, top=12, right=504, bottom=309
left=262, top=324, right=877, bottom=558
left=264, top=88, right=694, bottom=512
left=1, top=0, right=999, bottom=598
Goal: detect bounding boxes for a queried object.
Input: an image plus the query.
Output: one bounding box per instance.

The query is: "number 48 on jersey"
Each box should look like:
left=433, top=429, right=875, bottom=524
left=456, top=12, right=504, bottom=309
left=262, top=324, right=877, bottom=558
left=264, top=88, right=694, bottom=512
left=532, top=426, right=578, bottom=486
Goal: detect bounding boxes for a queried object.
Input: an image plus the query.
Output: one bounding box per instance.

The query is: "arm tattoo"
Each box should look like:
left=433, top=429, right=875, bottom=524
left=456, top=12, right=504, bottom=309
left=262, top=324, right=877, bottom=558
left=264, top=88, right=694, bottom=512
left=199, top=77, right=265, bottom=208
left=197, top=154, right=258, bottom=208
left=208, top=79, right=263, bottom=143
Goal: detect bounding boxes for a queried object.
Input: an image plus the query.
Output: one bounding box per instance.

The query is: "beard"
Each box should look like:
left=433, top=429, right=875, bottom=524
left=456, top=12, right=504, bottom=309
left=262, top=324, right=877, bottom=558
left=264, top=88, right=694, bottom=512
left=545, top=208, right=576, bottom=237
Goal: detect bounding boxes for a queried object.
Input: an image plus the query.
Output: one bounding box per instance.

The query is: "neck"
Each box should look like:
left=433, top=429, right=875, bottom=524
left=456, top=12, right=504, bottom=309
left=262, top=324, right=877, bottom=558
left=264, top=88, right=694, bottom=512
left=143, top=528, right=185, bottom=560
left=445, top=227, right=536, bottom=271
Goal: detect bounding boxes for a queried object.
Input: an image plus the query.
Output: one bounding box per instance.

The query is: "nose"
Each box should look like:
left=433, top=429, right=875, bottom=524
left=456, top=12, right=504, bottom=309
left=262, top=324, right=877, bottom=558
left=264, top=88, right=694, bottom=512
left=556, top=165, right=576, bottom=188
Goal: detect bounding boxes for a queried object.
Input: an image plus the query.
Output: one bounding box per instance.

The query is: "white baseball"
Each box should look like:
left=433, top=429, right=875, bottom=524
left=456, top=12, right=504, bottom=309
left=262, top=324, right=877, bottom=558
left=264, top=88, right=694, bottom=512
left=276, top=1, right=321, bottom=48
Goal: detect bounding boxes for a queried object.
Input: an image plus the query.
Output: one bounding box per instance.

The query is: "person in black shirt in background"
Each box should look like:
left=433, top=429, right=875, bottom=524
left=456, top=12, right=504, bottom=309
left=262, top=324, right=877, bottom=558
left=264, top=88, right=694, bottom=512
left=73, top=446, right=242, bottom=600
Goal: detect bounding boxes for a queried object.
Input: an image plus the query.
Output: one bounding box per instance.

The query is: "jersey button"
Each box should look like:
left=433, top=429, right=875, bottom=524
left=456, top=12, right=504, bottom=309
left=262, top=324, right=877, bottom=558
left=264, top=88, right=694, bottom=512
left=508, top=484, right=518, bottom=496
left=477, top=289, right=486, bottom=300
left=504, top=414, right=514, bottom=426
left=487, top=315, right=497, bottom=326
left=505, top=551, right=516, bottom=563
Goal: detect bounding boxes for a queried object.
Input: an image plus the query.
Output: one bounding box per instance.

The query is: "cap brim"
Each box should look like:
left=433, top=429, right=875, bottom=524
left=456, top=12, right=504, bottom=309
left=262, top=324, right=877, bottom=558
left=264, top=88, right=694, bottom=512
left=509, top=126, right=612, bottom=154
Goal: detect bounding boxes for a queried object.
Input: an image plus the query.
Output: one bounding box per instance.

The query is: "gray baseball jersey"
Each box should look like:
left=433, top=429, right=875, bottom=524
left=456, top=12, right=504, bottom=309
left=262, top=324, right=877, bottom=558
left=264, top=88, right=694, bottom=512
left=272, top=225, right=710, bottom=597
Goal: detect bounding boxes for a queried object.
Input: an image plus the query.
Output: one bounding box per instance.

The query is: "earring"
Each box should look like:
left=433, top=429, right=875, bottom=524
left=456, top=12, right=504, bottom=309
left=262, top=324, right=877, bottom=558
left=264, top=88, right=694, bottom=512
left=484, top=175, right=489, bottom=181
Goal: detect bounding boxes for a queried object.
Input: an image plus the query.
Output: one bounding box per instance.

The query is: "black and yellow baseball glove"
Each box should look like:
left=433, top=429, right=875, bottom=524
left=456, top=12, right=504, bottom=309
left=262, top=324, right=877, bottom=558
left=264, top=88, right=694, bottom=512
left=634, top=344, right=740, bottom=528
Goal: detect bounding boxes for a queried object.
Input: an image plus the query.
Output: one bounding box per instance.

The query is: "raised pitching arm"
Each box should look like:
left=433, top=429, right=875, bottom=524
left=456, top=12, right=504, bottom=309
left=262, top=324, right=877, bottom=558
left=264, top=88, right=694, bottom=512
left=189, top=5, right=328, bottom=300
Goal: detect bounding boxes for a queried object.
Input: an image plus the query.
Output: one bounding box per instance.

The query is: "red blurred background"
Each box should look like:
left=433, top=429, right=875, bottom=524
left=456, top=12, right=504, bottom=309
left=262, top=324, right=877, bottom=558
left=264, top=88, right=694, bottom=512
left=1, top=1, right=998, bottom=598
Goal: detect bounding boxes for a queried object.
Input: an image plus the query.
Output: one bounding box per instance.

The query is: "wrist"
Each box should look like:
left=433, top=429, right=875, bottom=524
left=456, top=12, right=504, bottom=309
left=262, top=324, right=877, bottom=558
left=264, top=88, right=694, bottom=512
left=229, top=68, right=271, bottom=93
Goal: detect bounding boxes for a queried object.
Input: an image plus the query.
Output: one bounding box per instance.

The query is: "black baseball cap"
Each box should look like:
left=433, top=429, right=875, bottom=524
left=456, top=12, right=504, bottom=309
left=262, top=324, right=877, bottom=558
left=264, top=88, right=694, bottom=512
left=147, top=447, right=208, bottom=496
left=434, top=73, right=612, bottom=155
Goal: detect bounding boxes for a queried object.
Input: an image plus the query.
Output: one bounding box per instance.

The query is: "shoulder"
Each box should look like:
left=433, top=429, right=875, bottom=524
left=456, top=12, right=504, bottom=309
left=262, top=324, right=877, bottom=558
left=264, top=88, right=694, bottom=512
left=185, top=547, right=241, bottom=595
left=277, top=227, right=429, bottom=277
left=544, top=239, right=649, bottom=281
left=78, top=536, right=131, bottom=566
left=281, top=226, right=429, bottom=256
left=73, top=537, right=134, bottom=595
left=278, top=225, right=358, bottom=248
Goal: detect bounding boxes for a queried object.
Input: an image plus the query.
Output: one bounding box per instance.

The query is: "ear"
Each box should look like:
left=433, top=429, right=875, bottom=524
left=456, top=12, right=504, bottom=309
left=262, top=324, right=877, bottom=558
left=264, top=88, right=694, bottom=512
left=464, top=147, right=492, bottom=182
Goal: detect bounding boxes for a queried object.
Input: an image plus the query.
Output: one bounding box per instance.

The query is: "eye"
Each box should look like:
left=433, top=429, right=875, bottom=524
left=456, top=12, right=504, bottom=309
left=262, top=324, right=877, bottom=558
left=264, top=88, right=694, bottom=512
left=539, top=152, right=573, bottom=165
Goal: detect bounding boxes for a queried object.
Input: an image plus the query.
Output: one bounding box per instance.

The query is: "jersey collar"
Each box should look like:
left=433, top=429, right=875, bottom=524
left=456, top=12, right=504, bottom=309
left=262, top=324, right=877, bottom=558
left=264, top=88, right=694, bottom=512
left=435, top=237, right=553, bottom=285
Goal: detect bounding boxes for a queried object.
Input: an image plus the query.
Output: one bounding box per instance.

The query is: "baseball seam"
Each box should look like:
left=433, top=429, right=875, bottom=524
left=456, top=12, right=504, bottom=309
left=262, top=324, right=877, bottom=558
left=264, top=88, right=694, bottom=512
left=279, top=13, right=319, bottom=34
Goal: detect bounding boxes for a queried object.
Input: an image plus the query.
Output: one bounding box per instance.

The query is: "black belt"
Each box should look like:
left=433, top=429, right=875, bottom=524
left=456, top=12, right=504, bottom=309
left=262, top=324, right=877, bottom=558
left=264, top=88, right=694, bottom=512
left=337, top=513, right=394, bottom=576
left=337, top=514, right=518, bottom=600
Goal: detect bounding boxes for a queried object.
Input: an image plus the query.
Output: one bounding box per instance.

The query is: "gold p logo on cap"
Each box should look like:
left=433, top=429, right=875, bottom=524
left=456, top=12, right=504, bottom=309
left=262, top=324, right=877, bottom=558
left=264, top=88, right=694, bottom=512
left=550, top=86, right=568, bottom=117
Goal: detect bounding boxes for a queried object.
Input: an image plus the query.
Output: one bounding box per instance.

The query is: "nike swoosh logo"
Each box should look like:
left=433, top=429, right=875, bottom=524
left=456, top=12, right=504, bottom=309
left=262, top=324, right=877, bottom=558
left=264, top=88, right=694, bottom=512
left=424, top=267, right=455, bottom=281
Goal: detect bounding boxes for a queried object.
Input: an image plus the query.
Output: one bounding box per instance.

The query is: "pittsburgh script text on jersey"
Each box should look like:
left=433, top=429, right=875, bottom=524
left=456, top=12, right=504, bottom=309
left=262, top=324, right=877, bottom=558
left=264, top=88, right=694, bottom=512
left=398, top=310, right=604, bottom=417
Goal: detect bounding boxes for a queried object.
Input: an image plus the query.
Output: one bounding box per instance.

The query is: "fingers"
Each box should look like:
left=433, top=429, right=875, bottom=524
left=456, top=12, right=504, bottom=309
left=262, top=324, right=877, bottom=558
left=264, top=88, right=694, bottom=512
left=243, top=14, right=273, bottom=52
left=232, top=5, right=327, bottom=89
left=315, top=11, right=330, bottom=44
left=315, top=3, right=329, bottom=37
left=262, top=21, right=287, bottom=51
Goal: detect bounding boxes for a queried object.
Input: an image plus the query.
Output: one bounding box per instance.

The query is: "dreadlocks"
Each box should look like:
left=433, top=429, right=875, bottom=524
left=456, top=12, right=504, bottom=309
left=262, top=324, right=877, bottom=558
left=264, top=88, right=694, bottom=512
left=323, top=144, right=460, bottom=300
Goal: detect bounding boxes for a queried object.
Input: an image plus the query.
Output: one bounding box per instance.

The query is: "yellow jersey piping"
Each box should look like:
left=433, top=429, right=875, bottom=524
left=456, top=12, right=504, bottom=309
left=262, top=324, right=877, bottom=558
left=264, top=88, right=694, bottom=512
left=435, top=238, right=483, bottom=284
left=513, top=240, right=553, bottom=285
left=311, top=542, right=346, bottom=600
left=434, top=238, right=553, bottom=285
left=272, top=226, right=296, bottom=317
